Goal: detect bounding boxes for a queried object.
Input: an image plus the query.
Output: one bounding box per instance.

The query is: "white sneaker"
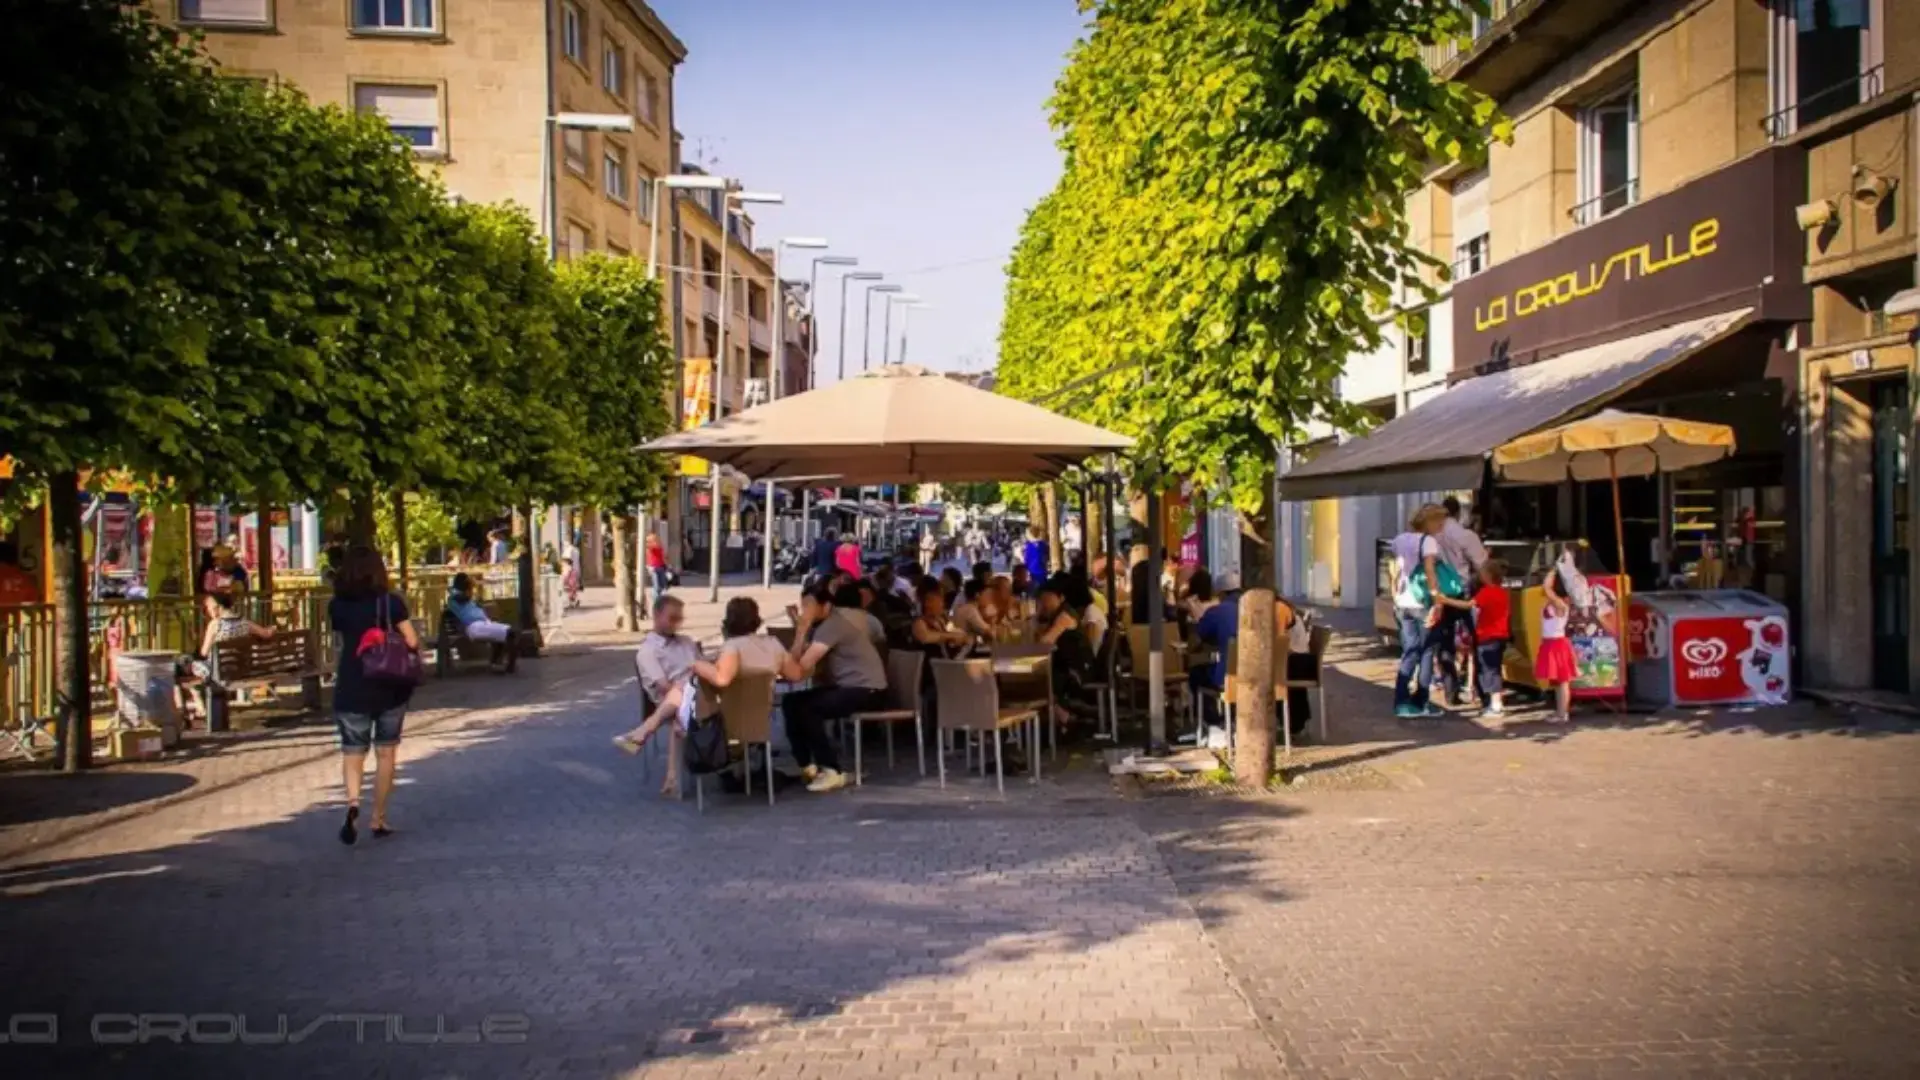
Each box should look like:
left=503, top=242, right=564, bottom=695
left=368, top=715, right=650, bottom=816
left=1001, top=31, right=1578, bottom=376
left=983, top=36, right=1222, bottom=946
left=806, top=768, right=847, bottom=793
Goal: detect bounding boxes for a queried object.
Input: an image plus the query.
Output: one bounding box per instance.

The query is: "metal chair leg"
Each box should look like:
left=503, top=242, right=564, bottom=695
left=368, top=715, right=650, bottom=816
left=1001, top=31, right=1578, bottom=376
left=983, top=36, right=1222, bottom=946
left=854, top=721, right=863, bottom=787
left=938, top=727, right=948, bottom=788
left=765, top=743, right=775, bottom=807
left=696, top=775, right=705, bottom=813
left=994, top=730, right=1005, bottom=796
left=745, top=747, right=753, bottom=797
left=1317, top=685, right=1328, bottom=744
left=1281, top=697, right=1293, bottom=759
left=885, top=720, right=895, bottom=769
left=915, top=708, right=926, bottom=777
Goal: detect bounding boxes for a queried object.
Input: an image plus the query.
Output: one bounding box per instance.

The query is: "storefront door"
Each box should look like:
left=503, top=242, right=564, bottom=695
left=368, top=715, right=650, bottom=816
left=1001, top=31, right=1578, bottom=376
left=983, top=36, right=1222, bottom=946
left=1870, top=380, right=1910, bottom=692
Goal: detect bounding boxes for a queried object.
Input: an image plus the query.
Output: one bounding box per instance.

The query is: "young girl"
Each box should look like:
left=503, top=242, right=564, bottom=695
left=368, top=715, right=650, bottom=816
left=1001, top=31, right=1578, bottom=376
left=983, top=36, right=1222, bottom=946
left=1470, top=559, right=1510, bottom=717
left=1534, top=571, right=1577, bottom=722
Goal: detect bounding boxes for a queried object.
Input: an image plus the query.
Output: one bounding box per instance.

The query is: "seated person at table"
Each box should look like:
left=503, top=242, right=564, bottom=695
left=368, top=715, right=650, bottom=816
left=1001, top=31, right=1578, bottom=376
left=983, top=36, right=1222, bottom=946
left=950, top=579, right=996, bottom=642
left=911, top=579, right=973, bottom=658
left=784, top=582, right=890, bottom=793
left=615, top=597, right=799, bottom=798
left=613, top=596, right=701, bottom=755
left=1035, top=575, right=1097, bottom=724
left=939, top=566, right=965, bottom=608
left=872, top=564, right=915, bottom=613
left=1190, top=571, right=1241, bottom=728
left=970, top=561, right=994, bottom=593
left=1129, top=547, right=1166, bottom=625
left=986, top=575, right=1017, bottom=625
left=175, top=589, right=276, bottom=726
left=1179, top=569, right=1216, bottom=640
left=446, top=573, right=518, bottom=670
left=1059, top=569, right=1108, bottom=656
left=1009, top=564, right=1033, bottom=600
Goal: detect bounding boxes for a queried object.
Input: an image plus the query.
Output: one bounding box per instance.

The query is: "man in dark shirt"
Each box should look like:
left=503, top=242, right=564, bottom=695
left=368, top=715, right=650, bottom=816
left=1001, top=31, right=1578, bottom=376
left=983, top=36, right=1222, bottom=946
left=810, top=528, right=840, bottom=582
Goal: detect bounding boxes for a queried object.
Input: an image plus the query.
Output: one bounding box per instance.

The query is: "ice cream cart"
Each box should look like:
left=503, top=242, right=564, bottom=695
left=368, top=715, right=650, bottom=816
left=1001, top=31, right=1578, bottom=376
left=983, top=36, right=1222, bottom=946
left=1503, top=541, right=1629, bottom=704
left=1626, top=590, right=1791, bottom=708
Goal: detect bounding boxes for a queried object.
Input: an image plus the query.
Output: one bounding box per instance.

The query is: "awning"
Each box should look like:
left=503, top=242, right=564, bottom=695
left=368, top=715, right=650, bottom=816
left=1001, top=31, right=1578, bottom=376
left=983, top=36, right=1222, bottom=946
left=1277, top=307, right=1754, bottom=501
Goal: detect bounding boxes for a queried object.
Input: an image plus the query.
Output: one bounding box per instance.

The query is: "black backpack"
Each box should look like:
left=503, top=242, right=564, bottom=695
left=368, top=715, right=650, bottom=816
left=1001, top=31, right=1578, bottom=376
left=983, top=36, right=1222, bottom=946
left=683, top=713, right=731, bottom=775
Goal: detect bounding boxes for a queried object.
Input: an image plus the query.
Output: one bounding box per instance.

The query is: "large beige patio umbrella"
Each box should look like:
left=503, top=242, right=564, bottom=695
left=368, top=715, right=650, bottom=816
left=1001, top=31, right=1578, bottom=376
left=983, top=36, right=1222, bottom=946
left=1493, top=409, right=1736, bottom=594
left=640, top=365, right=1133, bottom=483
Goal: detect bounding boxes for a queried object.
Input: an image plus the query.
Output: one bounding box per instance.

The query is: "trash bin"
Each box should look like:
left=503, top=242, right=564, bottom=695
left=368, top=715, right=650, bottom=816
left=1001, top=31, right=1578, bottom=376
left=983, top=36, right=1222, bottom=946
left=114, top=649, right=181, bottom=748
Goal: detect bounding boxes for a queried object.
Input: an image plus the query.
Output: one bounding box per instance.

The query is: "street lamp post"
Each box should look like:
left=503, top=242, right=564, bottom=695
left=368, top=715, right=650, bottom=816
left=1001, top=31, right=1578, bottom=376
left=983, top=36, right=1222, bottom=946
left=769, top=237, right=826, bottom=402
left=838, top=271, right=881, bottom=380
left=898, top=302, right=931, bottom=366
left=532, top=111, right=633, bottom=637
left=708, top=189, right=783, bottom=602
left=637, top=172, right=729, bottom=618
left=862, top=284, right=903, bottom=371
left=810, top=256, right=858, bottom=389
left=881, top=293, right=921, bottom=366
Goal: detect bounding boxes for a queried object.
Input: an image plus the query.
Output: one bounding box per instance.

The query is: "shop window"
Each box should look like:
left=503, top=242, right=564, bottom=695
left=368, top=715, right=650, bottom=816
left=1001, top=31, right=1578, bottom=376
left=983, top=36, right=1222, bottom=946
left=1573, top=84, right=1638, bottom=226
left=1767, top=0, right=1883, bottom=139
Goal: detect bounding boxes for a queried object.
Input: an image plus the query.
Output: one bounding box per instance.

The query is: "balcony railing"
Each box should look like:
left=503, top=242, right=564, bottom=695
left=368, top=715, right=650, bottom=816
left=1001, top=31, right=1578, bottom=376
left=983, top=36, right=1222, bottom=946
left=1764, top=65, right=1884, bottom=141
left=1421, top=0, right=1517, bottom=72
left=700, top=286, right=722, bottom=322
left=1568, top=178, right=1639, bottom=227
left=747, top=317, right=770, bottom=351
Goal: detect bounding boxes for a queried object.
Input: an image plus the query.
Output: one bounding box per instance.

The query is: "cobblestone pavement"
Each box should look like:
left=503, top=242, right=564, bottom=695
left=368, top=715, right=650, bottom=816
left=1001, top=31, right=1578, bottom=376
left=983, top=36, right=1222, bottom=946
left=2, top=599, right=1917, bottom=1079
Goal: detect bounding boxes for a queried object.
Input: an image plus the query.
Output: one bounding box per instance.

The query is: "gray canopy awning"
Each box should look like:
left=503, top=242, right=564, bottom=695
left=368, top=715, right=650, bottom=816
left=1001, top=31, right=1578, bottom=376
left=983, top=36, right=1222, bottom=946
left=1277, top=307, right=1754, bottom=501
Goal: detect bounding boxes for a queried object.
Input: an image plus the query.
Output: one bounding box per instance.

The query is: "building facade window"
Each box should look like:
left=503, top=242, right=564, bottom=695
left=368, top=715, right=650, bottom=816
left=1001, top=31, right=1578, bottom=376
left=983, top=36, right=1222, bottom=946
left=1767, top=0, right=1883, bottom=138
left=601, top=38, right=626, bottom=99
left=562, top=126, right=589, bottom=176
left=564, top=222, right=591, bottom=260
left=1573, top=83, right=1638, bottom=226
left=636, top=174, right=655, bottom=221
left=353, top=0, right=435, bottom=33
left=561, top=3, right=585, bottom=65
left=638, top=72, right=660, bottom=127
left=603, top=145, right=629, bottom=203
left=1404, top=313, right=1431, bottom=378
left=179, top=0, right=272, bottom=28
left=353, top=83, right=442, bottom=155
left=1448, top=168, right=1490, bottom=281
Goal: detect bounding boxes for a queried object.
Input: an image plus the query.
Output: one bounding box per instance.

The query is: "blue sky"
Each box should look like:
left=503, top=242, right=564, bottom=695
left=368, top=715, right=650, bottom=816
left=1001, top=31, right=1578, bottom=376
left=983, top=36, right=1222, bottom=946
left=650, top=0, right=1087, bottom=384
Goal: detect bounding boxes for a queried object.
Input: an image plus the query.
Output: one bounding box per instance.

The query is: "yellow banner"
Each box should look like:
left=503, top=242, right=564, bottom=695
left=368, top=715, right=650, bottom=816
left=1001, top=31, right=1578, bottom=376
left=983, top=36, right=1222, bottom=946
left=680, top=357, right=714, bottom=477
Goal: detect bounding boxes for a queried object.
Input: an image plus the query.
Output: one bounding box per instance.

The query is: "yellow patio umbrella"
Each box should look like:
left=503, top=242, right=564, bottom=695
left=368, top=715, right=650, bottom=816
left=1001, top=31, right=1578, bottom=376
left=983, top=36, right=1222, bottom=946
left=1492, top=409, right=1736, bottom=581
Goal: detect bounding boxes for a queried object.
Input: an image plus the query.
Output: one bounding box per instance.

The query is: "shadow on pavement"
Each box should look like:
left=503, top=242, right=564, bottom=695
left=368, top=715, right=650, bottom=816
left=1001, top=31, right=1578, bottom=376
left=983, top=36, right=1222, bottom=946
left=0, top=771, right=199, bottom=828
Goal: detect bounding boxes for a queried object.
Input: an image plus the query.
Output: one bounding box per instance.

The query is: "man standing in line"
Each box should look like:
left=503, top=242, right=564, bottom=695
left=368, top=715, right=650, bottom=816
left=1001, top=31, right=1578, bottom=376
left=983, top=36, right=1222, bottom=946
left=1435, top=496, right=1488, bottom=705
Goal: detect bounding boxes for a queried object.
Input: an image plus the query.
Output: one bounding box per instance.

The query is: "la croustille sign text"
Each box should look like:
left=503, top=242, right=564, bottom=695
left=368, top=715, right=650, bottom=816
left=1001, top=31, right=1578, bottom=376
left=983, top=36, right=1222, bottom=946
left=1451, top=148, right=1805, bottom=371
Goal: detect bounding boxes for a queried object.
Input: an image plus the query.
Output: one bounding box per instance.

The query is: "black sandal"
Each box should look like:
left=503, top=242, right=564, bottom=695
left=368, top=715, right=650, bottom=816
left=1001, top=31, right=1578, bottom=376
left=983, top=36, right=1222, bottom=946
left=339, top=806, right=359, bottom=846
left=372, top=824, right=394, bottom=839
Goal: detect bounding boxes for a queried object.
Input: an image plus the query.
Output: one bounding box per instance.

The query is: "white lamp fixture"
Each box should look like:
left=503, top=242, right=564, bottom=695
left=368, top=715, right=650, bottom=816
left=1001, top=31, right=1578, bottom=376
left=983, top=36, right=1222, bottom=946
left=542, top=112, right=642, bottom=258
left=647, top=173, right=731, bottom=277
left=553, top=112, right=634, bottom=131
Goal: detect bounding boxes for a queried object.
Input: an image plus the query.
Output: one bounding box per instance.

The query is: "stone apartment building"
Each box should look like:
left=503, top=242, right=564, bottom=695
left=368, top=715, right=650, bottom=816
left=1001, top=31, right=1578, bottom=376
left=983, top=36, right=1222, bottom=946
left=1279, top=0, right=1916, bottom=695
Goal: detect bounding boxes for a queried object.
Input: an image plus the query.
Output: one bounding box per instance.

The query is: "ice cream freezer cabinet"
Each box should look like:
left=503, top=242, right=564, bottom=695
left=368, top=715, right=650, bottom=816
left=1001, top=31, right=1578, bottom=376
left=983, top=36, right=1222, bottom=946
left=1625, top=590, right=1791, bottom=709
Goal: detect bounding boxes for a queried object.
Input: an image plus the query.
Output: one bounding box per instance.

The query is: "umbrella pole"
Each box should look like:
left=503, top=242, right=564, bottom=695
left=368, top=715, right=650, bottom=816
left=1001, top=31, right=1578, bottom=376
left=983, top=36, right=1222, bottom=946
left=1609, top=449, right=1628, bottom=669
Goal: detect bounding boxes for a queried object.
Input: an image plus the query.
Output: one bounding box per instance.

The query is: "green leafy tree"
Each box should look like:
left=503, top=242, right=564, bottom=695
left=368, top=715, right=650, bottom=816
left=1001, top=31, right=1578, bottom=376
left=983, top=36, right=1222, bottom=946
left=0, top=1, right=297, bottom=770
left=553, top=256, right=675, bottom=631
left=945, top=481, right=1004, bottom=510
left=1000, top=0, right=1503, bottom=777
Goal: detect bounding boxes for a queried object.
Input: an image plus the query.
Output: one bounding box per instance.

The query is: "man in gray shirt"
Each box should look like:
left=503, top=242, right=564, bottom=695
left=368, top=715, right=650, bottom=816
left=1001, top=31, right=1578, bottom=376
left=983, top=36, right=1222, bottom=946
left=784, top=581, right=890, bottom=792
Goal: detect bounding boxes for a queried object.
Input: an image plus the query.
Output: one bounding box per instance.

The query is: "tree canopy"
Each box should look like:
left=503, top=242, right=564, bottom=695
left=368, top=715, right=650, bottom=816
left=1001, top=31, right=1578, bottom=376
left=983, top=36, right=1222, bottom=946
left=998, top=0, right=1506, bottom=511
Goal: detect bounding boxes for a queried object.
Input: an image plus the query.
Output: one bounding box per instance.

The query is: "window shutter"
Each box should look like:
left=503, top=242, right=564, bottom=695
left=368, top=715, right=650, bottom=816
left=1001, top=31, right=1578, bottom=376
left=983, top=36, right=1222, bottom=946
left=357, top=85, right=439, bottom=129
left=188, top=0, right=270, bottom=22
left=1450, top=168, right=1489, bottom=243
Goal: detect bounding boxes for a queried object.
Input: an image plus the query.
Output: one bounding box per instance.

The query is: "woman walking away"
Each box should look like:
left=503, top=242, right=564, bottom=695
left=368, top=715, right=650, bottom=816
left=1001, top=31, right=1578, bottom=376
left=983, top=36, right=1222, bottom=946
left=328, top=546, right=421, bottom=845
left=1534, top=566, right=1578, bottom=723
left=1391, top=505, right=1459, bottom=719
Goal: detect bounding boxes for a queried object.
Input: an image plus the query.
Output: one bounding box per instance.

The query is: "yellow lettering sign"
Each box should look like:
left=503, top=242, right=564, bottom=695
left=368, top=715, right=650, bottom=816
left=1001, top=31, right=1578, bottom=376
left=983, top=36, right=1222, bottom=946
left=1472, top=217, right=1722, bottom=335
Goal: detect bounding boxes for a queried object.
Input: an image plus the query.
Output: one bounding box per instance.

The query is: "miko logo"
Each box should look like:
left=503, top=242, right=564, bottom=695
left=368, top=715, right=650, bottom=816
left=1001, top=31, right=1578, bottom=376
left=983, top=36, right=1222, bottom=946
left=1681, top=637, right=1728, bottom=679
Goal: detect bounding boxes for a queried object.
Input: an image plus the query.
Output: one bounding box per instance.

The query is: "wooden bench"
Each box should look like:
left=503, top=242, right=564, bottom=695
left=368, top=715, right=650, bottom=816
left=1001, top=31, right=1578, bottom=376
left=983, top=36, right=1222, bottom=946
left=207, top=628, right=325, bottom=732
left=435, top=598, right=520, bottom=677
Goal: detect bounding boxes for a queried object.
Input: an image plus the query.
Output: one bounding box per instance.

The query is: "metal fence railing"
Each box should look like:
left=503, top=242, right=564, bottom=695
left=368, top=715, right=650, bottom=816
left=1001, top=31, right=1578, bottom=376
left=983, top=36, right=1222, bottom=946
left=0, top=565, right=539, bottom=744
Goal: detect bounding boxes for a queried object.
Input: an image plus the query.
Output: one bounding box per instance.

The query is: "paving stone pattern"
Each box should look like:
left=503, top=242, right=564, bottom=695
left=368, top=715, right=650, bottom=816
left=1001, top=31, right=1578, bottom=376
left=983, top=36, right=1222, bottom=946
left=1, top=589, right=1917, bottom=1078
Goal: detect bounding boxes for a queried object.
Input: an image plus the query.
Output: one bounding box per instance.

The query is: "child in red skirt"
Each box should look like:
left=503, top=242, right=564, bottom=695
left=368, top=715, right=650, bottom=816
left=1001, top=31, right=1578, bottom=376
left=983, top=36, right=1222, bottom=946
left=1534, top=572, right=1576, bottom=722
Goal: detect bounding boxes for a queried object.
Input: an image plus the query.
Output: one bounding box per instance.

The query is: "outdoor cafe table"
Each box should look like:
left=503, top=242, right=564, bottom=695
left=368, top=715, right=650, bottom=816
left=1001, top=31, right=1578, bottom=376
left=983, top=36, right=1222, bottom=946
left=988, top=649, right=1055, bottom=773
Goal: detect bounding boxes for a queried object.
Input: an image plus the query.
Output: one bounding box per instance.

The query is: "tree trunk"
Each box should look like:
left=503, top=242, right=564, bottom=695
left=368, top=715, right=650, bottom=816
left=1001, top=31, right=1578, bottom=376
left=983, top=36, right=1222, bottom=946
left=49, top=475, right=91, bottom=772
left=390, top=490, right=409, bottom=591
left=1086, top=483, right=1106, bottom=568
left=1043, top=483, right=1064, bottom=573
left=1232, top=494, right=1278, bottom=786
left=516, top=501, right=539, bottom=654
left=348, top=491, right=377, bottom=548
left=1026, top=488, right=1045, bottom=560
left=612, top=510, right=638, bottom=632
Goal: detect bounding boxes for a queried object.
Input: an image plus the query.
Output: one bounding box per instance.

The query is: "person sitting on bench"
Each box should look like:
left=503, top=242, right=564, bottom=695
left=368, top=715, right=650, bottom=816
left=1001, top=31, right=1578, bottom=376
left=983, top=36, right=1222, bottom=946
left=446, top=573, right=517, bottom=670
left=175, top=590, right=274, bottom=726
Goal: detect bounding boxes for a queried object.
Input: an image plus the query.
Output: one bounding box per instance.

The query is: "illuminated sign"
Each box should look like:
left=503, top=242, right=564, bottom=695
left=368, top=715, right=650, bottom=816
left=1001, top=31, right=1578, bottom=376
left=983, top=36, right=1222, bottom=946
left=1472, top=220, right=1720, bottom=332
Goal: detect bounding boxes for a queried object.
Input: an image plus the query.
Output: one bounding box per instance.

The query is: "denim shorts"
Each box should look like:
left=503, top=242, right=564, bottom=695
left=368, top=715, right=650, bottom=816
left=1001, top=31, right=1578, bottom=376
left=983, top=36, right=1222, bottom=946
left=336, top=708, right=406, bottom=751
